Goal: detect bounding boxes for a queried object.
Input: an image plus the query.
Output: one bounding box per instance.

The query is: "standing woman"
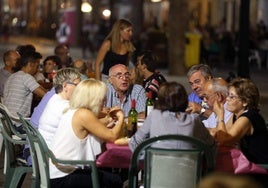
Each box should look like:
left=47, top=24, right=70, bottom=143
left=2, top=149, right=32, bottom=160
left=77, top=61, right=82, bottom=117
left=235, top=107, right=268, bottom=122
left=94, top=19, right=135, bottom=81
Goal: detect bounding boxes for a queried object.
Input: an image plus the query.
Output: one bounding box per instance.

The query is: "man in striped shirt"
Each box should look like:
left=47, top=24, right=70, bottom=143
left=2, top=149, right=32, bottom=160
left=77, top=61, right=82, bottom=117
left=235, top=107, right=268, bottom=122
left=3, top=51, right=47, bottom=123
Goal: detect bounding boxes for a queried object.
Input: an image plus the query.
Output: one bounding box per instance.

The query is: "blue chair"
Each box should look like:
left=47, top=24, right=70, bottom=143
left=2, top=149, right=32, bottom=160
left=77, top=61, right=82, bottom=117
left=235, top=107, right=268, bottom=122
left=128, top=134, right=215, bottom=188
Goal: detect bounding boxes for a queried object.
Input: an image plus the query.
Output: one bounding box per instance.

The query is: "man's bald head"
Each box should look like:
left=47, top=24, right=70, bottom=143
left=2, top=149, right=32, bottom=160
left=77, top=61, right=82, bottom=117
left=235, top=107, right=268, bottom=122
left=109, top=64, right=128, bottom=76
left=203, top=77, right=229, bottom=109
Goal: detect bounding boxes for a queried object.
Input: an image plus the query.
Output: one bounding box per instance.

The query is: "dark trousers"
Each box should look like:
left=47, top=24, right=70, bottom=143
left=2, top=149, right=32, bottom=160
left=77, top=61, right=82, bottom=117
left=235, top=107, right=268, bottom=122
left=50, top=168, right=123, bottom=188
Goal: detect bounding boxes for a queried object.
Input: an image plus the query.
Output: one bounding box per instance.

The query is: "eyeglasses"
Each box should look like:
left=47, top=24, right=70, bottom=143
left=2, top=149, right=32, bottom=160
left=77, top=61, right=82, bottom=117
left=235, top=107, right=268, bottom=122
left=110, top=72, right=131, bottom=79
left=189, top=79, right=201, bottom=86
left=66, top=82, right=78, bottom=86
left=227, top=94, right=240, bottom=100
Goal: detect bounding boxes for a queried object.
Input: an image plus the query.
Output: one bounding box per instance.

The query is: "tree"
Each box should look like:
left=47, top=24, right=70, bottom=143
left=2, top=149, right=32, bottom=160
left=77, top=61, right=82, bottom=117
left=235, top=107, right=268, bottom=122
left=167, top=0, right=189, bottom=75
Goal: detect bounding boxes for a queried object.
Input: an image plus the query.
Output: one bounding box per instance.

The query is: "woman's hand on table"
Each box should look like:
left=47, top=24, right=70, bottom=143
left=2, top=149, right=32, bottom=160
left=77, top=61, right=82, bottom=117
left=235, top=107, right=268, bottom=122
left=114, top=137, right=130, bottom=145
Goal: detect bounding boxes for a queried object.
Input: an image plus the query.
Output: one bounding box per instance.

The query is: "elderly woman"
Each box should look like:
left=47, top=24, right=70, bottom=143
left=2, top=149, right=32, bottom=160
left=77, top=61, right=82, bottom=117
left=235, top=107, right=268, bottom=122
left=49, top=79, right=124, bottom=188
left=213, top=78, right=268, bottom=164
left=115, top=81, right=215, bottom=151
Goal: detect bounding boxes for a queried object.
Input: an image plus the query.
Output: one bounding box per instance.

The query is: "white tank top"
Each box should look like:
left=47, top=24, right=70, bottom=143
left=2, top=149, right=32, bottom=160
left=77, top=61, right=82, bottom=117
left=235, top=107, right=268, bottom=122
left=49, top=109, right=101, bottom=179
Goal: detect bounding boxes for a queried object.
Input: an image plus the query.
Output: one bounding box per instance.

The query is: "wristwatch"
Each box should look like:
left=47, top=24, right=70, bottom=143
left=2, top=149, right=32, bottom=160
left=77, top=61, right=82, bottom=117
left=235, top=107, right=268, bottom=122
left=200, top=107, right=206, bottom=115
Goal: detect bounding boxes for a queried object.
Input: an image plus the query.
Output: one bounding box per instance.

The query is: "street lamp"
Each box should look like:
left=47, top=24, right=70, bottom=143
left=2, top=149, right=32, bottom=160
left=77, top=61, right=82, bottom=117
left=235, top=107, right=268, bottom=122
left=102, top=9, right=111, bottom=19
left=81, top=1, right=92, bottom=13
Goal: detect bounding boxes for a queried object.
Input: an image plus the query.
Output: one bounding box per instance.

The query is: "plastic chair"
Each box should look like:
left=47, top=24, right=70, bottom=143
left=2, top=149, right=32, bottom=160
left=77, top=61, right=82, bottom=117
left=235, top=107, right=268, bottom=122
left=128, top=134, right=215, bottom=188
left=18, top=113, right=100, bottom=188
left=0, top=103, right=27, bottom=140
left=0, top=103, right=28, bottom=172
left=0, top=107, right=32, bottom=188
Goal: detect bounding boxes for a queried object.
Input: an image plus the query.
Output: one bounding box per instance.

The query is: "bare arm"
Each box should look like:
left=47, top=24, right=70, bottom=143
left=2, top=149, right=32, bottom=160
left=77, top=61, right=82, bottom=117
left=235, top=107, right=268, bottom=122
left=94, top=40, right=110, bottom=80
left=213, top=101, right=252, bottom=145
left=33, top=86, right=47, bottom=98
left=215, top=117, right=252, bottom=145
left=73, top=108, right=124, bottom=142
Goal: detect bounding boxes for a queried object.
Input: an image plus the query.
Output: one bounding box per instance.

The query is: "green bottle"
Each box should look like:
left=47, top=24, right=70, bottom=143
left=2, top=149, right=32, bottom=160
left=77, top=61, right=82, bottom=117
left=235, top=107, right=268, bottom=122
left=145, top=91, right=154, bottom=117
left=127, top=99, right=138, bottom=137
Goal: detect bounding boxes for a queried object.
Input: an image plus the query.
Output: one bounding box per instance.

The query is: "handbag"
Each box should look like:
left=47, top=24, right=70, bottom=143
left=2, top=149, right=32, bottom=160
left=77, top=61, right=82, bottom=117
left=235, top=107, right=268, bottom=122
left=216, top=146, right=267, bottom=174
left=230, top=148, right=268, bottom=174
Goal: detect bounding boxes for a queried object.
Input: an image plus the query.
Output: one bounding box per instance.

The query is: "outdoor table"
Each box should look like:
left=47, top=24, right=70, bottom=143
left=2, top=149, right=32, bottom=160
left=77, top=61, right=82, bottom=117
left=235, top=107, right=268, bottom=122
left=96, top=142, right=132, bottom=169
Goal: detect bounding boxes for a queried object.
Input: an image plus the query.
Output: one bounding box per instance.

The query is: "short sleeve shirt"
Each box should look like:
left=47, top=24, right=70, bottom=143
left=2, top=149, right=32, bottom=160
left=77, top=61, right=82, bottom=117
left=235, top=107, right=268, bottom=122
left=0, top=68, right=11, bottom=97
left=188, top=92, right=202, bottom=104
left=106, top=83, right=146, bottom=116
left=3, top=70, right=40, bottom=117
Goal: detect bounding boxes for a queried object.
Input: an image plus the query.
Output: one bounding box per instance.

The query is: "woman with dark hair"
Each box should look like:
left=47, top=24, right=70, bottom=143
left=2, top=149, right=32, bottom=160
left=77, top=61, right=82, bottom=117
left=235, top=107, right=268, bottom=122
left=213, top=78, right=268, bottom=164
left=115, top=81, right=215, bottom=151
left=35, top=55, right=61, bottom=89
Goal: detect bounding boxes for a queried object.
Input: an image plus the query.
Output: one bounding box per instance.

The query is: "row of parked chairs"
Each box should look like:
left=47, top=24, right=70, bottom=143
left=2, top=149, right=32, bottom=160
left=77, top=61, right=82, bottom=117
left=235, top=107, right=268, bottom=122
left=0, top=102, right=215, bottom=188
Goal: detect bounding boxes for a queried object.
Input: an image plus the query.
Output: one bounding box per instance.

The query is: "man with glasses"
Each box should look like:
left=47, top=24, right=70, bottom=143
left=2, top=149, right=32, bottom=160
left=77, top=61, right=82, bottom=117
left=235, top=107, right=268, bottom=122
left=24, top=68, right=81, bottom=165
left=186, top=64, right=213, bottom=119
left=38, top=68, right=81, bottom=148
left=106, top=64, right=146, bottom=118
left=202, top=77, right=232, bottom=130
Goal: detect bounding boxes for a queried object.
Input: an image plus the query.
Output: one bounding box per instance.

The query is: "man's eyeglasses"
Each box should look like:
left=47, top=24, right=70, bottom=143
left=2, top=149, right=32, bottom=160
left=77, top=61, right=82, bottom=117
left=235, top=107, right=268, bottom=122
left=66, top=82, right=78, bottom=86
left=110, top=72, right=131, bottom=79
left=189, top=79, right=201, bottom=86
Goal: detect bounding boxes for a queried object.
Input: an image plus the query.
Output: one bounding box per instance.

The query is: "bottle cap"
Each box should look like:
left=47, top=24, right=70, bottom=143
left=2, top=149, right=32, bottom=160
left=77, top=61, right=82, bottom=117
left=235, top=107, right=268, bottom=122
left=131, top=99, right=136, bottom=108
left=148, top=91, right=152, bottom=99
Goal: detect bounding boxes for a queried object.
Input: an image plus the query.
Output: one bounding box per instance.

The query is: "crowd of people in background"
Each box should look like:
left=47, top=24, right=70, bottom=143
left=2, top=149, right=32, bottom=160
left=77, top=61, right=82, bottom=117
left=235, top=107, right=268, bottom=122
left=0, top=17, right=268, bottom=187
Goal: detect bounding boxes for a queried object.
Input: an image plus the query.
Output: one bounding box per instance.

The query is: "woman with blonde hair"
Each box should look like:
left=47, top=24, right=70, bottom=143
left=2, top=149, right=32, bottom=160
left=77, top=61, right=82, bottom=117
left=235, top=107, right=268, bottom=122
left=49, top=79, right=124, bottom=188
left=95, top=19, right=135, bottom=81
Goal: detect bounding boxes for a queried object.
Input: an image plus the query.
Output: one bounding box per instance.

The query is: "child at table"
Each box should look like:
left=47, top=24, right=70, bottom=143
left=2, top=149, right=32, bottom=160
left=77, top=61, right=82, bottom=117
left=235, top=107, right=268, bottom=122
left=115, top=81, right=216, bottom=152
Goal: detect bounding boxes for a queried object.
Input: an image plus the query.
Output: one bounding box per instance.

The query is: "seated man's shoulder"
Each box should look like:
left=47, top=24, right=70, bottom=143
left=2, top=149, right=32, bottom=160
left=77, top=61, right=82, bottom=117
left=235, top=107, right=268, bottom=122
left=188, top=92, right=202, bottom=103
left=106, top=82, right=114, bottom=90
left=133, top=84, right=144, bottom=89
left=132, top=84, right=146, bottom=93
